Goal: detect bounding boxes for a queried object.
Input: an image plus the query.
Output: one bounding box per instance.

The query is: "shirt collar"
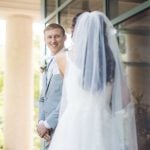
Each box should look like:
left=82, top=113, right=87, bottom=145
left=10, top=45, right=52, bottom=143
left=51, top=47, right=65, bottom=56
left=46, top=47, right=65, bottom=64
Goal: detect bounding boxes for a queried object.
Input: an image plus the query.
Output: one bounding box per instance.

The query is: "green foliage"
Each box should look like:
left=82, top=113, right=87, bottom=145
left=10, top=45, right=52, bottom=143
left=0, top=72, right=4, bottom=149
left=33, top=107, right=41, bottom=150
left=0, top=72, right=3, bottom=93
left=34, top=72, right=41, bottom=149
left=34, top=72, right=40, bottom=101
left=0, top=128, right=4, bottom=150
left=0, top=91, right=4, bottom=150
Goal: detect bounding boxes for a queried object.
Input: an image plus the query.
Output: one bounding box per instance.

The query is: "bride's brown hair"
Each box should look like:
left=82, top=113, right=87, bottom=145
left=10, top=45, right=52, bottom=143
left=71, top=11, right=115, bottom=84
left=71, top=10, right=91, bottom=36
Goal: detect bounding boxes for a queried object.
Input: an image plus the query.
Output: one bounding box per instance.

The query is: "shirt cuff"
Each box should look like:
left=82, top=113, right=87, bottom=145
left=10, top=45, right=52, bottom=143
left=44, top=120, right=51, bottom=129
left=39, top=120, right=44, bottom=124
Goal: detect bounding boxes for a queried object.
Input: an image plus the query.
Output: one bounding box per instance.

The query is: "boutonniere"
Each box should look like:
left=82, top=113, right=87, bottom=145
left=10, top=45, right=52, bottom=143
left=40, top=57, right=48, bottom=73
left=40, top=55, right=53, bottom=73
left=40, top=63, right=47, bottom=73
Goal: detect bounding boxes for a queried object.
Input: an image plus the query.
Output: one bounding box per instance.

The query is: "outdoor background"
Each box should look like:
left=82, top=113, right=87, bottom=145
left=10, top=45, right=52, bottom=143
left=0, top=20, right=43, bottom=150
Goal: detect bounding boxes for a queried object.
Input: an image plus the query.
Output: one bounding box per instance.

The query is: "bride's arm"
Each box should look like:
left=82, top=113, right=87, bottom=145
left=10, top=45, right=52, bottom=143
left=55, top=51, right=67, bottom=77
left=55, top=51, right=68, bottom=118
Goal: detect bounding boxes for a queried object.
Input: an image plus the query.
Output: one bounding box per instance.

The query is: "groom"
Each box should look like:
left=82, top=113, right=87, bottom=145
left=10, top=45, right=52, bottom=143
left=37, top=23, right=66, bottom=150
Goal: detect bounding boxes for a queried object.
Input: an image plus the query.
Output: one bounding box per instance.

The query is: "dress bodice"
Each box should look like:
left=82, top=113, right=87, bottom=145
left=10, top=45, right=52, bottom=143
left=64, top=58, right=113, bottom=112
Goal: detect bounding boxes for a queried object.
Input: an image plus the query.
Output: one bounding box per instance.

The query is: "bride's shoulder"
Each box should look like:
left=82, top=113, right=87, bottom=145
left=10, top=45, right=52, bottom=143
left=55, top=51, right=67, bottom=76
left=55, top=49, right=69, bottom=60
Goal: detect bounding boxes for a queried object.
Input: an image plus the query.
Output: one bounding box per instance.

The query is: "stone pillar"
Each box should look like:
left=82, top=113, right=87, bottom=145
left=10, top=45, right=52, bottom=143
left=4, top=15, right=33, bottom=150
left=125, top=32, right=150, bottom=150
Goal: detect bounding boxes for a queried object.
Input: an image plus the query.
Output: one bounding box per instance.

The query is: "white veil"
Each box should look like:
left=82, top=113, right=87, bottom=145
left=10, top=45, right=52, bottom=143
left=60, top=11, right=138, bottom=150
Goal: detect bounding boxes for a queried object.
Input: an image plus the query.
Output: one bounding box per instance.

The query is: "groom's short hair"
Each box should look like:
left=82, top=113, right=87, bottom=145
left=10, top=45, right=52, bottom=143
left=44, top=23, right=65, bottom=36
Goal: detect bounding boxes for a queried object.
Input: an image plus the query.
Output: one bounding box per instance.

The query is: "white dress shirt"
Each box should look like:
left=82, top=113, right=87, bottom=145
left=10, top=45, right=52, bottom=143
left=46, top=57, right=60, bottom=85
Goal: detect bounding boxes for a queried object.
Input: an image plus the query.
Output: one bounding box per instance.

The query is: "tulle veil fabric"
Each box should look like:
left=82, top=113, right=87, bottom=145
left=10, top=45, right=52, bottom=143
left=49, top=11, right=138, bottom=150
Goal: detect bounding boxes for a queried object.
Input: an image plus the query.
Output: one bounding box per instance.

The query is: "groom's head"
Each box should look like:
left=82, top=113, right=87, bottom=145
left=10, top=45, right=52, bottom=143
left=44, top=23, right=66, bottom=55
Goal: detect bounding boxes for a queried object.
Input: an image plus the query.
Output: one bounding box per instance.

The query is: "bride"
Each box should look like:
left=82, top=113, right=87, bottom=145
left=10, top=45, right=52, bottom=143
left=49, top=11, right=138, bottom=150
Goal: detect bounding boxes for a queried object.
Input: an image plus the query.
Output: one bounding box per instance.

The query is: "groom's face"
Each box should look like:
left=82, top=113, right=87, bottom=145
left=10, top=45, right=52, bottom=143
left=44, top=28, right=66, bottom=55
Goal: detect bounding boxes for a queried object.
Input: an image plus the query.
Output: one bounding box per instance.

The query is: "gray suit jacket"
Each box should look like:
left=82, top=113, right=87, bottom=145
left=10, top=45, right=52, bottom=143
left=39, top=66, right=63, bottom=130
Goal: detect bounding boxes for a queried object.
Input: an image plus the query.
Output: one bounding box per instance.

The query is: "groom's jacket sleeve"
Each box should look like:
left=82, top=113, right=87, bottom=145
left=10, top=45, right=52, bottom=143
left=39, top=89, right=45, bottom=121
left=46, top=102, right=60, bottom=129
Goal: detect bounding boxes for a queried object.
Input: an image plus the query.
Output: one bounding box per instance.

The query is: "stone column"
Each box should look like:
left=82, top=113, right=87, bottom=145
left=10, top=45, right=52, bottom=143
left=4, top=15, right=33, bottom=150
left=125, top=32, right=150, bottom=150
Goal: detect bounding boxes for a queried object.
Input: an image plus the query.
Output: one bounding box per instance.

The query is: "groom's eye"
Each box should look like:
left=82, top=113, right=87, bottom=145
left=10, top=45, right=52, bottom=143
left=54, top=35, right=60, bottom=38
left=47, top=36, right=52, bottom=39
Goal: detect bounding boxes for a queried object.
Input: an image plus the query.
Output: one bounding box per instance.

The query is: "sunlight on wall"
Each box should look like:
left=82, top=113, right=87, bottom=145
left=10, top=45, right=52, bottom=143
left=0, top=20, right=6, bottom=46
left=0, top=19, right=6, bottom=150
left=0, top=20, right=6, bottom=72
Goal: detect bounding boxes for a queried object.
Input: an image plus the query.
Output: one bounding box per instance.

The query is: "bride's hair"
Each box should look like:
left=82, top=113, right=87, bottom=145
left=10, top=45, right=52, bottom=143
left=72, top=11, right=115, bottom=91
left=103, top=23, right=116, bottom=83
left=71, top=10, right=91, bottom=36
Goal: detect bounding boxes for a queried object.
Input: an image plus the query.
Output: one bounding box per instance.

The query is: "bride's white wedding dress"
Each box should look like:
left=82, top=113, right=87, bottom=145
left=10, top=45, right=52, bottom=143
left=49, top=59, right=136, bottom=150
left=49, top=11, right=137, bottom=150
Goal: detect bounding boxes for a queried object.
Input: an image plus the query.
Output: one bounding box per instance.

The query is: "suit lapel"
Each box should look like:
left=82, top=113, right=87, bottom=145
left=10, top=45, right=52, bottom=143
left=42, top=72, right=47, bottom=95
left=45, top=73, right=53, bottom=95
left=44, top=58, right=54, bottom=95
left=44, top=49, right=67, bottom=95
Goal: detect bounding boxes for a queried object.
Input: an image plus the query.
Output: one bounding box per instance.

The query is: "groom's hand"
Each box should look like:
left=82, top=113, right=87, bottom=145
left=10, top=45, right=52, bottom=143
left=43, top=132, right=51, bottom=142
left=37, top=122, right=49, bottom=138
